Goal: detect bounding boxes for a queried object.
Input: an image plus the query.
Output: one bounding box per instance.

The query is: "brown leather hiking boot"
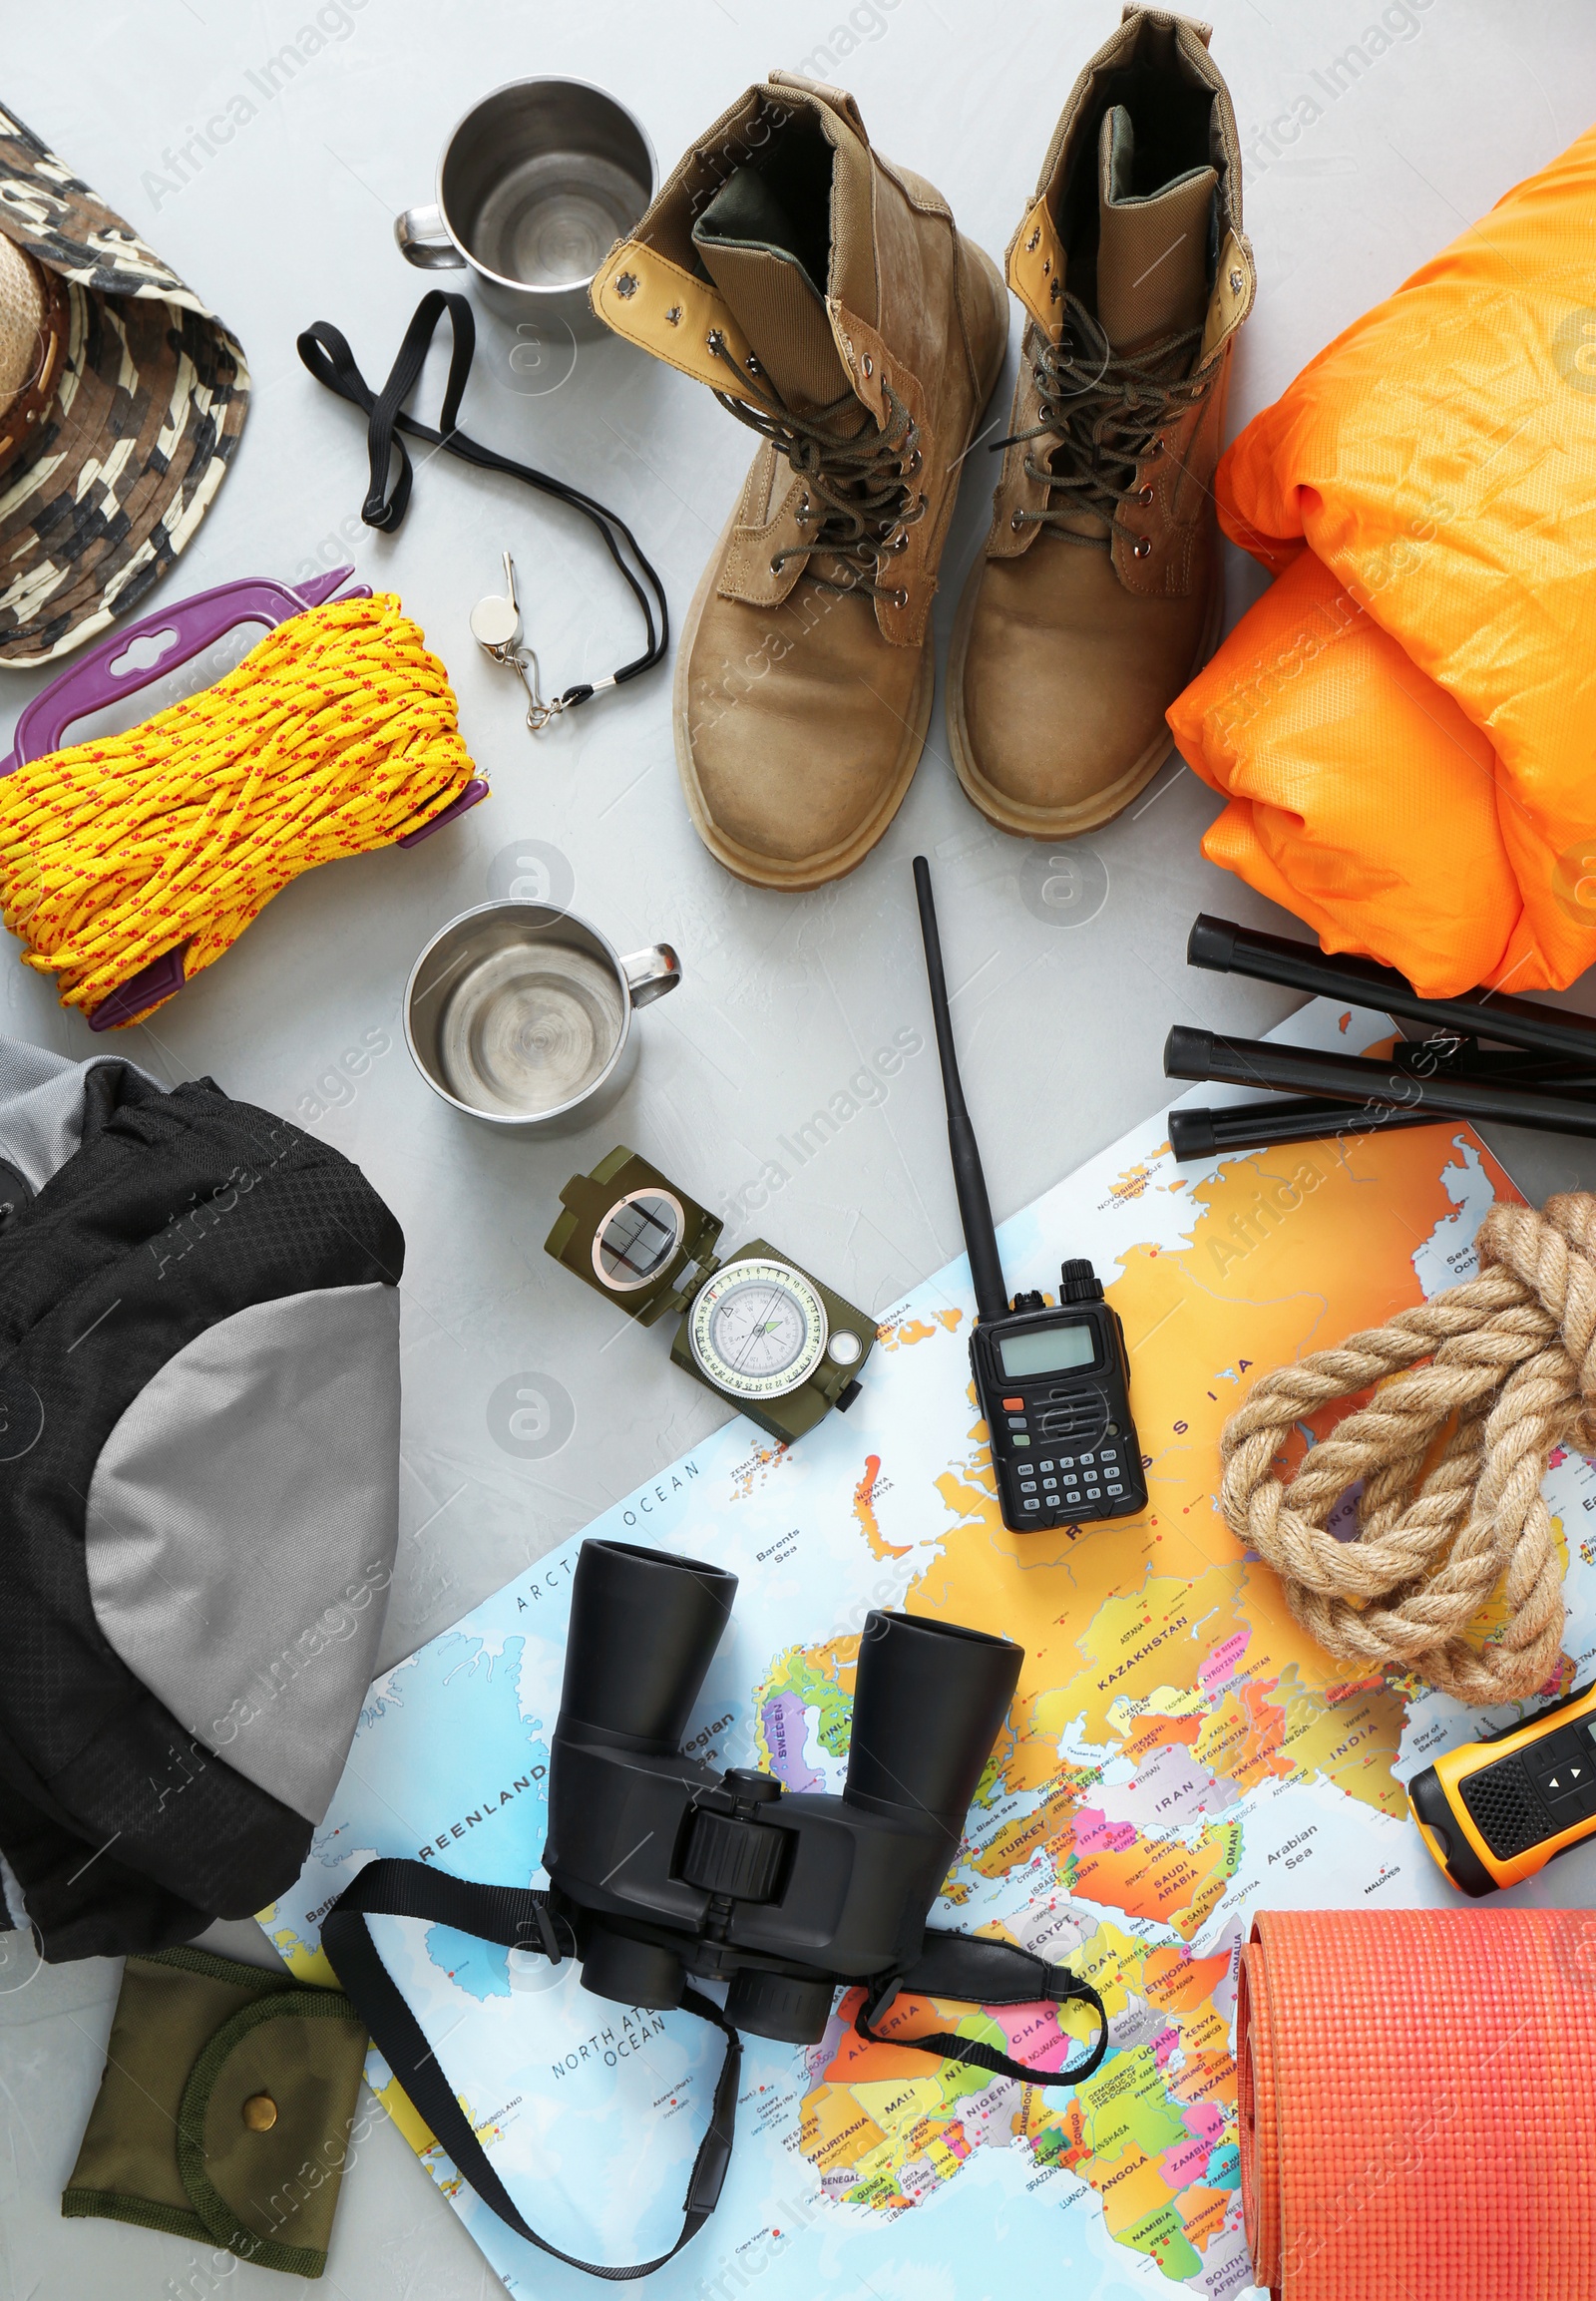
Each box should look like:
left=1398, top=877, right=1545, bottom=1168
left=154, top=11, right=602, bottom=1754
left=947, top=6, right=1255, bottom=838
left=592, top=72, right=1007, bottom=890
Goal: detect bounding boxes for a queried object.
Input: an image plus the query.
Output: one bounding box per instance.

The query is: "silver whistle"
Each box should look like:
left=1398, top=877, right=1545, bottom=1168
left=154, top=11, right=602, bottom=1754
left=471, top=553, right=562, bottom=733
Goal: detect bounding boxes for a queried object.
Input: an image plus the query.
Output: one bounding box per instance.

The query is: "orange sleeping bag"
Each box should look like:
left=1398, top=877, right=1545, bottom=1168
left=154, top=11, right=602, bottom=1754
left=1168, top=126, right=1596, bottom=997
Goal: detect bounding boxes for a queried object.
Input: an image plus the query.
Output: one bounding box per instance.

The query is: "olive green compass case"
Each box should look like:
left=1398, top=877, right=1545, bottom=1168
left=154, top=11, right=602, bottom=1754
left=62, top=1945, right=368, bottom=2279
left=545, top=1145, right=875, bottom=1442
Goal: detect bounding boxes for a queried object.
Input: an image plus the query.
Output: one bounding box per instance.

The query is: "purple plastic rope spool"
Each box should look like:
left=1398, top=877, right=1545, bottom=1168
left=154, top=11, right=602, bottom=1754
left=0, top=567, right=488, bottom=1030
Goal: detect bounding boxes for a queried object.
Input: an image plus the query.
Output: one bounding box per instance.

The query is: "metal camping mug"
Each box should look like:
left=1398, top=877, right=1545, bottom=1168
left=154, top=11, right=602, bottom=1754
left=405, top=901, right=680, bottom=1134
left=394, top=78, right=655, bottom=338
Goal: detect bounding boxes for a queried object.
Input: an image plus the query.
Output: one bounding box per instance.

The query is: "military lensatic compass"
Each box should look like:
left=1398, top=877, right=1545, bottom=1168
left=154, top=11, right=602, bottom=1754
left=545, top=1147, right=875, bottom=1442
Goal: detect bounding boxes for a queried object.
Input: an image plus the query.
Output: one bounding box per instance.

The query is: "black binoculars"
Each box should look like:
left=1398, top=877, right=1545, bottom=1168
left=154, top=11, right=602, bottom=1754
left=545, top=1537, right=1023, bottom=2046
left=324, top=1535, right=1108, bottom=2274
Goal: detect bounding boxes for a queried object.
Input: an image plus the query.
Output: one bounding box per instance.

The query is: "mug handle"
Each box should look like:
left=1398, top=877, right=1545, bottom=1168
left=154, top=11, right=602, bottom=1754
left=622, top=945, right=681, bottom=1009
left=395, top=203, right=466, bottom=268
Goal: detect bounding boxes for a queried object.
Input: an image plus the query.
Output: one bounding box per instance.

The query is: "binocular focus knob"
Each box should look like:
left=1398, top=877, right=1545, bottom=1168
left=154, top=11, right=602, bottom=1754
left=723, top=1767, right=783, bottom=1805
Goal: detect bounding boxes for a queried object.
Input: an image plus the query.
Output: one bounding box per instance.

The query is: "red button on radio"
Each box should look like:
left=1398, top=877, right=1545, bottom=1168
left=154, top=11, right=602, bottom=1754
left=1001, top=1396, right=1023, bottom=1410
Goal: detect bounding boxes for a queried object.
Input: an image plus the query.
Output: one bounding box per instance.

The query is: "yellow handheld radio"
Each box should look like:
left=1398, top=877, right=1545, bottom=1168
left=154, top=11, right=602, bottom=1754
left=1409, top=1679, right=1596, bottom=1894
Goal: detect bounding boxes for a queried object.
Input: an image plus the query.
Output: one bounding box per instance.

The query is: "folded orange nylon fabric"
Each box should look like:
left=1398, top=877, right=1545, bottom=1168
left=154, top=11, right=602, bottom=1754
left=1167, top=127, right=1596, bottom=996
left=1237, top=1908, right=1596, bottom=2300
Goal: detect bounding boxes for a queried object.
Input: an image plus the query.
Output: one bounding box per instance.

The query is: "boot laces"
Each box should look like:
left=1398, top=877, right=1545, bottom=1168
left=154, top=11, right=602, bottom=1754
left=995, top=293, right=1206, bottom=548
left=707, top=331, right=928, bottom=603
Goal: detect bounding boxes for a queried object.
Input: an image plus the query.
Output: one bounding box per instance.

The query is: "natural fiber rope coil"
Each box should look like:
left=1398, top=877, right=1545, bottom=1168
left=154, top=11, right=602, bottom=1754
left=0, top=591, right=476, bottom=1021
left=1218, top=1193, right=1595, bottom=1703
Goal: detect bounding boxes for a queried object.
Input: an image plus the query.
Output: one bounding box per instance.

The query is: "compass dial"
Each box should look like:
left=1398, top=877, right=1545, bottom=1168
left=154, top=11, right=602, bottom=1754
left=688, top=1259, right=829, bottom=1400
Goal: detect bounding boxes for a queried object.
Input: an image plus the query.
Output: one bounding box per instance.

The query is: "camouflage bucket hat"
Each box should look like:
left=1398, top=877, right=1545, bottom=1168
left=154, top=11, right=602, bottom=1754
left=0, top=103, right=249, bottom=668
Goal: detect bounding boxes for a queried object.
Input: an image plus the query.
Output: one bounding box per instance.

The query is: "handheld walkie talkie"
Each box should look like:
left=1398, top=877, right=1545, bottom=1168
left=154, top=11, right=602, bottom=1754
left=913, top=857, right=1147, bottom=1534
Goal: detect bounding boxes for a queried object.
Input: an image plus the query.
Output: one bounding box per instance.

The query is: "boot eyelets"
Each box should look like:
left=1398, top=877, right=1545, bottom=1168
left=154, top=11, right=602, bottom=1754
left=1137, top=485, right=1153, bottom=506
left=892, top=587, right=909, bottom=609
left=1132, top=537, right=1152, bottom=560
left=1010, top=509, right=1026, bottom=532
left=1147, top=436, right=1164, bottom=459
left=862, top=355, right=874, bottom=378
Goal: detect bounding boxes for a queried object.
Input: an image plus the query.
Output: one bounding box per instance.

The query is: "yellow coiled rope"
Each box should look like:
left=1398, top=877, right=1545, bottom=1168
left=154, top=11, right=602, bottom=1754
left=0, top=592, right=479, bottom=1023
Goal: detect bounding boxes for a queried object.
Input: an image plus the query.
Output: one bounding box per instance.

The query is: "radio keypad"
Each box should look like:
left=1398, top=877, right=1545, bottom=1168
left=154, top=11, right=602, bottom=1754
left=994, top=1370, right=1140, bottom=1527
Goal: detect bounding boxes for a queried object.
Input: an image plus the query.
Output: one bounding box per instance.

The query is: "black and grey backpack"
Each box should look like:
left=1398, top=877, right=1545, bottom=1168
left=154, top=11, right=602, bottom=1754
left=0, top=1039, right=403, bottom=1961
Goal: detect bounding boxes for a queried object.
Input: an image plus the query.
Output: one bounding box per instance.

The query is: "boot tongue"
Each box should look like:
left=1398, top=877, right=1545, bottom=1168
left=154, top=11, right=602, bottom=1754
left=692, top=166, right=850, bottom=413
left=1093, top=105, right=1216, bottom=354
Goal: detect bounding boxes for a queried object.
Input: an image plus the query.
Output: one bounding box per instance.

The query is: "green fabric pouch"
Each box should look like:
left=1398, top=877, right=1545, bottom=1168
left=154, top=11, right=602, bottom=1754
left=62, top=1944, right=368, bottom=2280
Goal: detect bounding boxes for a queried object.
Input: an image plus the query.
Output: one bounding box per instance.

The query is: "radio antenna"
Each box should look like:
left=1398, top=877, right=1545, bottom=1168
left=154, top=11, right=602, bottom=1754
left=913, top=856, right=1010, bottom=1324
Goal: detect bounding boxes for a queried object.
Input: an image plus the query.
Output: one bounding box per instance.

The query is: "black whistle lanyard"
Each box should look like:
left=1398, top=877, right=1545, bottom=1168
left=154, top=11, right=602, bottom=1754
left=296, top=290, right=669, bottom=716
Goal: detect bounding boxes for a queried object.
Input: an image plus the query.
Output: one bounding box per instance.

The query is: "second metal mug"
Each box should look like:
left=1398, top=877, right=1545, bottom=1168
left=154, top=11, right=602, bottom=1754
left=404, top=901, right=679, bottom=1135
left=395, top=78, right=655, bottom=339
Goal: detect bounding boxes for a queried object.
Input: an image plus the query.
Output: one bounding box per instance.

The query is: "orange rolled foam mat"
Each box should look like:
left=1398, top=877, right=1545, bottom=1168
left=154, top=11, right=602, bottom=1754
left=1238, top=1909, right=1596, bottom=2300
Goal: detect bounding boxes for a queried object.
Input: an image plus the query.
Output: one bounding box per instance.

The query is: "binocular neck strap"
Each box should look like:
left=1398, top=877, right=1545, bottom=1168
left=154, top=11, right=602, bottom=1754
left=320, top=1864, right=1109, bottom=2279
left=857, top=1928, right=1110, bottom=2088
left=320, top=1858, right=741, bottom=2282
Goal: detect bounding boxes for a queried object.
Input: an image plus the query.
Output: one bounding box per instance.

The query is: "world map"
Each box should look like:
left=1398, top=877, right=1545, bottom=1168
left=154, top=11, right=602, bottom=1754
left=262, top=996, right=1596, bottom=2300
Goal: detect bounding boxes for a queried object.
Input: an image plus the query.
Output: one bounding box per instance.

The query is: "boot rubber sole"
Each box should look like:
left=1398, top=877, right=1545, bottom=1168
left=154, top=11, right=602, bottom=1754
left=944, top=548, right=1226, bottom=841
left=672, top=240, right=1010, bottom=893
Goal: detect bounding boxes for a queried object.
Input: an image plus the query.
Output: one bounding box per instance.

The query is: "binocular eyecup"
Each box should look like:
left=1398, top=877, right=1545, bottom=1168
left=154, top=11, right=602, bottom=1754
left=563, top=1542, right=1019, bottom=1818
left=560, top=1537, right=737, bottom=1749
left=845, top=1607, right=1020, bottom=1829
